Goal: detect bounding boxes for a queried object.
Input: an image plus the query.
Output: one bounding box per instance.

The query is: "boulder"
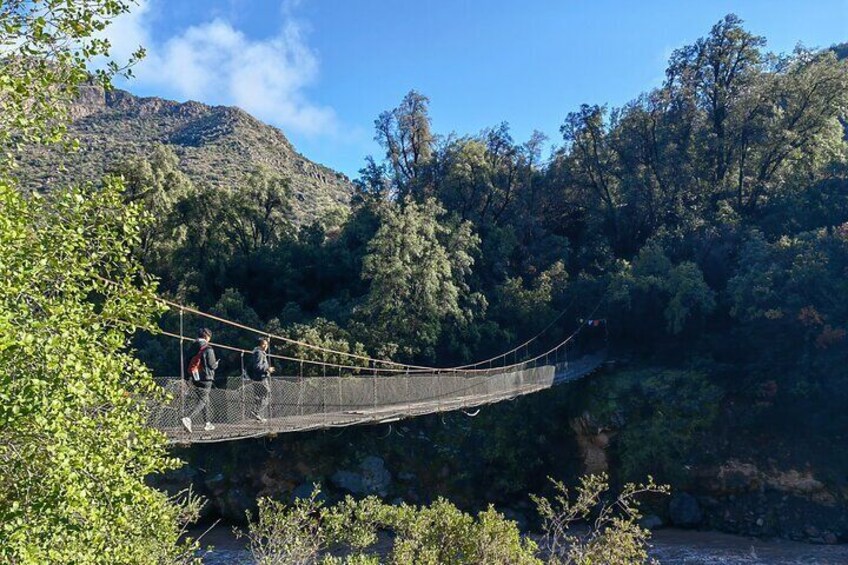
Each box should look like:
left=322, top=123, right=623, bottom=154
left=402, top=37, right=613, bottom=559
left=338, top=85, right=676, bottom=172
left=217, top=487, right=257, bottom=524
left=330, top=470, right=365, bottom=495
left=331, top=456, right=392, bottom=497
left=640, top=514, right=664, bottom=530
left=669, top=492, right=703, bottom=528
left=360, top=456, right=392, bottom=497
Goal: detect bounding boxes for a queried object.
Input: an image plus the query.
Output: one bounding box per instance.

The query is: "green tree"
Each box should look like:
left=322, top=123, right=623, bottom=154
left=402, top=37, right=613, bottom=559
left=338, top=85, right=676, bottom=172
left=221, top=169, right=294, bottom=256
left=0, top=180, right=200, bottom=563
left=109, top=145, right=194, bottom=274
left=0, top=0, right=144, bottom=162
left=666, top=14, right=848, bottom=214
left=613, top=242, right=716, bottom=336
left=0, top=1, right=198, bottom=562
left=357, top=198, right=481, bottom=359
left=374, top=90, right=435, bottom=198
left=437, top=124, right=545, bottom=230
left=560, top=104, right=623, bottom=251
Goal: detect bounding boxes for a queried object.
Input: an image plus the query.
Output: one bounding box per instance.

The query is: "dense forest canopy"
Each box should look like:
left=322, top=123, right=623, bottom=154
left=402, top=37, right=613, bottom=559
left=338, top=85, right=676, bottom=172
left=125, top=14, right=848, bottom=454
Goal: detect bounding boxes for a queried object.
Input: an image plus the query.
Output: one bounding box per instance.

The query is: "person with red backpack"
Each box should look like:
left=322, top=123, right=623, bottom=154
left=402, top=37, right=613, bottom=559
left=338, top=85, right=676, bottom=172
left=182, top=328, right=219, bottom=433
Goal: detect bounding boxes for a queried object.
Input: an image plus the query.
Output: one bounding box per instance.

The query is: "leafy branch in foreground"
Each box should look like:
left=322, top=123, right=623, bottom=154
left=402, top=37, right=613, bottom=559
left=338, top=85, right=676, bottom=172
left=0, top=179, right=202, bottom=563
left=532, top=473, right=670, bottom=565
left=0, top=0, right=144, bottom=164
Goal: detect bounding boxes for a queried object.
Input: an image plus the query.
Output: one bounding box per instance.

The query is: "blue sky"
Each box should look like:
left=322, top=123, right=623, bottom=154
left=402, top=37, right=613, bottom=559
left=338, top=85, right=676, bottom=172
left=108, top=0, right=848, bottom=179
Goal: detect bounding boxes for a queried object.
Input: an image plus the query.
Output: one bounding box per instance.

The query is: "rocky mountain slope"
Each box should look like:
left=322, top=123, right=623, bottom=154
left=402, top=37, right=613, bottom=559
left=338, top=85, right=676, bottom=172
left=19, top=86, right=354, bottom=223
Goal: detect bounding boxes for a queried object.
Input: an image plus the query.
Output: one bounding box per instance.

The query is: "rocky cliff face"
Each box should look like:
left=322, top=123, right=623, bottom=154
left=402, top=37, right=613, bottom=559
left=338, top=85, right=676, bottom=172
left=689, top=459, right=847, bottom=543
left=569, top=405, right=848, bottom=544
left=20, top=86, right=354, bottom=223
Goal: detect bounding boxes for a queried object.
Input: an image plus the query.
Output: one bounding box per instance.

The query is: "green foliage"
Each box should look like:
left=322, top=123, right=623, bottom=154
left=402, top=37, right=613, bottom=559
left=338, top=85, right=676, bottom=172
left=664, top=15, right=848, bottom=215
left=586, top=370, right=722, bottom=482
left=613, top=242, right=715, bottom=335
left=239, top=489, right=387, bottom=564
left=726, top=227, right=848, bottom=424
left=276, top=317, right=370, bottom=376
left=374, top=90, right=435, bottom=196
left=728, top=229, right=848, bottom=324
left=219, top=169, right=294, bottom=255
left=109, top=145, right=193, bottom=273
left=239, top=490, right=332, bottom=565
left=245, top=480, right=667, bottom=565
left=532, top=473, right=669, bottom=565
left=437, top=124, right=545, bottom=229
left=491, top=261, right=567, bottom=337
left=0, top=0, right=144, bottom=165
left=357, top=197, right=482, bottom=359
left=0, top=1, right=201, bottom=562
left=385, top=499, right=540, bottom=565
left=243, top=487, right=540, bottom=565
left=0, top=180, right=200, bottom=563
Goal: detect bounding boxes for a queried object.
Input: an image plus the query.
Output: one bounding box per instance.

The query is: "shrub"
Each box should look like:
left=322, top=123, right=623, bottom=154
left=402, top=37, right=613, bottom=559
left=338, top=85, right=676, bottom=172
left=532, top=473, right=669, bottom=565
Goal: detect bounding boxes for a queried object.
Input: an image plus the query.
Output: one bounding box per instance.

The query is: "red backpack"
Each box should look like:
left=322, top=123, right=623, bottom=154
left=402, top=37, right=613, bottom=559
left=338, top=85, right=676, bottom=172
left=187, top=345, right=208, bottom=382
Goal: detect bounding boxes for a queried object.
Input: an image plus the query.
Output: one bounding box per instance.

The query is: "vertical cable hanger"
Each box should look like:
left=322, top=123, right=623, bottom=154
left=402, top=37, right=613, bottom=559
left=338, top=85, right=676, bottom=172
left=179, top=308, right=185, bottom=380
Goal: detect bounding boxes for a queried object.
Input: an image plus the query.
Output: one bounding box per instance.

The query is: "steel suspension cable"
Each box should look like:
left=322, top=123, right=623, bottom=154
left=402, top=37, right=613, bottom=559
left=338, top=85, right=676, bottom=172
left=98, top=274, right=439, bottom=372
left=155, top=291, right=588, bottom=373
left=448, top=296, right=578, bottom=370
left=114, top=275, right=606, bottom=375
left=158, top=329, right=435, bottom=374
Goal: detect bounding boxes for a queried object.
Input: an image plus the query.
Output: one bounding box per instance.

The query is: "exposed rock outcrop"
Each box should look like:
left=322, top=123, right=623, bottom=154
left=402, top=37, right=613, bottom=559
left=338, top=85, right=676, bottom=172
left=669, top=493, right=703, bottom=528
left=570, top=412, right=615, bottom=474
left=21, top=86, right=353, bottom=224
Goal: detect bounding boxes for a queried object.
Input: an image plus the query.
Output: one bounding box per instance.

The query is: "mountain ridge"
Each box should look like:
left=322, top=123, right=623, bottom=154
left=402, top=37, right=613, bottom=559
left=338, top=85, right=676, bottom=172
left=21, top=86, right=354, bottom=223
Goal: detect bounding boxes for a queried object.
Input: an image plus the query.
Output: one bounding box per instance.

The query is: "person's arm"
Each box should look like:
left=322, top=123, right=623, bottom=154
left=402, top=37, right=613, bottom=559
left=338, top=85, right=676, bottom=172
left=251, top=350, right=267, bottom=375
left=205, top=347, right=219, bottom=370
left=257, top=350, right=272, bottom=376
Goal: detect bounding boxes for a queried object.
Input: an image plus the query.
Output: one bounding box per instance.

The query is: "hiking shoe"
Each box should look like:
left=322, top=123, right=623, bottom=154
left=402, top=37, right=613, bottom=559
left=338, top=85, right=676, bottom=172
left=204, top=422, right=215, bottom=431
left=181, top=417, right=192, bottom=433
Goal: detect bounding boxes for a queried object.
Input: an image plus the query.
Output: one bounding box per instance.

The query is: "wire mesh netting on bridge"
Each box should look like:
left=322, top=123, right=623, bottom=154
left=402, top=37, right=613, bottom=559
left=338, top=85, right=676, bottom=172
left=149, top=351, right=607, bottom=443
left=126, top=277, right=611, bottom=443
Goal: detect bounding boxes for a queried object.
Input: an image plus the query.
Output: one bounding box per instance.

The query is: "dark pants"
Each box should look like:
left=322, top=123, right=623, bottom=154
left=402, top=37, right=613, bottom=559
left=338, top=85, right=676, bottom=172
left=187, top=380, right=213, bottom=423
left=251, top=377, right=270, bottom=418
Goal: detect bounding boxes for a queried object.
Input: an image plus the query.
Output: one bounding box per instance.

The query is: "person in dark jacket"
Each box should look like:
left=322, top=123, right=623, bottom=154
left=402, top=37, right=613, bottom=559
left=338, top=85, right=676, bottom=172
left=182, top=328, right=219, bottom=433
left=249, top=337, right=274, bottom=422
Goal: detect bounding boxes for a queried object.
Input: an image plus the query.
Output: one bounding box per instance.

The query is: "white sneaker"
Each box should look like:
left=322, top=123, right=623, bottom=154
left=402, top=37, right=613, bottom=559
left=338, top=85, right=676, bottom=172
left=204, top=422, right=215, bottom=431
left=181, top=417, right=192, bottom=433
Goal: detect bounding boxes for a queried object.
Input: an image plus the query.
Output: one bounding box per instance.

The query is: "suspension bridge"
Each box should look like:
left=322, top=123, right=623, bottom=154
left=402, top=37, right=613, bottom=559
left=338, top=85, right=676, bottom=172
left=145, top=293, right=608, bottom=444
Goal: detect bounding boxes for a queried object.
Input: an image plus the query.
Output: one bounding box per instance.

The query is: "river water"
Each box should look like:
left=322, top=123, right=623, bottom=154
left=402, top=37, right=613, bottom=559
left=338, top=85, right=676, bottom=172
left=196, top=525, right=848, bottom=564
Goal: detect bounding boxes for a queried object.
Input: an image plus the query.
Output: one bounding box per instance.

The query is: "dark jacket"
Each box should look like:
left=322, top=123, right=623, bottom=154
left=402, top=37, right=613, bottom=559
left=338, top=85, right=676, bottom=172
left=197, top=338, right=219, bottom=381
left=250, top=347, right=271, bottom=380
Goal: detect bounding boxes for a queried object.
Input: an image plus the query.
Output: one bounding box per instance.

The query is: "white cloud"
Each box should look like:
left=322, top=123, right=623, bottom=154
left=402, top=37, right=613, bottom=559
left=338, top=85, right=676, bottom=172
left=103, top=0, right=337, bottom=136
